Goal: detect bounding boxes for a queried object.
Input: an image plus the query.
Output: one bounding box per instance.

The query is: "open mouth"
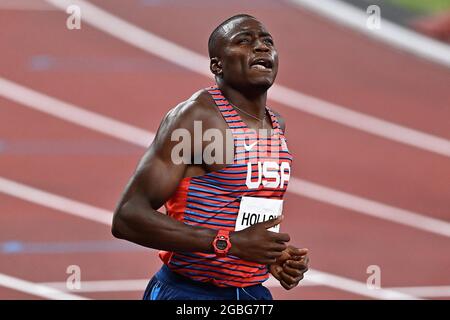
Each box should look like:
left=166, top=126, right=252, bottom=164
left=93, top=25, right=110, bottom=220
left=250, top=58, right=273, bottom=71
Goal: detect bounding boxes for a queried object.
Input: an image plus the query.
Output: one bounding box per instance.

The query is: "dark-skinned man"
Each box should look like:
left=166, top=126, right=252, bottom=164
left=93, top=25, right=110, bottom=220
left=112, top=14, right=309, bottom=300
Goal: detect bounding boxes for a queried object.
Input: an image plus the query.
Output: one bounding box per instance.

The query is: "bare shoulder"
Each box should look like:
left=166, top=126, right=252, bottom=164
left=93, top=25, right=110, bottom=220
left=270, top=108, right=286, bottom=133
left=162, top=89, right=221, bottom=129
left=151, top=88, right=225, bottom=151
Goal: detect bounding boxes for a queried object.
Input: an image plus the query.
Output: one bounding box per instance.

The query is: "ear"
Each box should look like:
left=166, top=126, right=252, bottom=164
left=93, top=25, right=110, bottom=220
left=210, top=58, right=223, bottom=76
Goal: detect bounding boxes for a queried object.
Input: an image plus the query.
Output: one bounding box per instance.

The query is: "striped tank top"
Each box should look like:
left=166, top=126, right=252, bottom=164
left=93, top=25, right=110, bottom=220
left=159, top=85, right=293, bottom=287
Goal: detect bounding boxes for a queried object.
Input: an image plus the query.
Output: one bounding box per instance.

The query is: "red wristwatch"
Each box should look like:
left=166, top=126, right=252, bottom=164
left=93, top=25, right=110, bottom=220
left=212, top=230, right=231, bottom=257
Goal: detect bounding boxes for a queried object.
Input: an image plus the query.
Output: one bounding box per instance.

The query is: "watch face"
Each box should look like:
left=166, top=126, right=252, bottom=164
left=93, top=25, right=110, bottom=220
left=216, top=240, right=227, bottom=250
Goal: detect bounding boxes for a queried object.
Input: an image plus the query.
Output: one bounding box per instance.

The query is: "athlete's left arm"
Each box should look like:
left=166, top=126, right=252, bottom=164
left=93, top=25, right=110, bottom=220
left=269, top=110, right=310, bottom=290
left=271, top=109, right=286, bottom=134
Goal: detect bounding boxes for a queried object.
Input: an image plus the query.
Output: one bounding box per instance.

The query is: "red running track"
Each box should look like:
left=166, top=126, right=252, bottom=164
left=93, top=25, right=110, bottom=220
left=0, top=0, right=449, bottom=299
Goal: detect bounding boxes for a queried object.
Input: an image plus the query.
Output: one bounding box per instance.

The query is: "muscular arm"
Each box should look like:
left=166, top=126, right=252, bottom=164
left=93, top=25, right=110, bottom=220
left=112, top=98, right=290, bottom=264
left=111, top=101, right=217, bottom=253
left=272, top=109, right=286, bottom=133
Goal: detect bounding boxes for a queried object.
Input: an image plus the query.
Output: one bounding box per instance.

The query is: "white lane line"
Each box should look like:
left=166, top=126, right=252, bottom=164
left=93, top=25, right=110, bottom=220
left=293, top=281, right=450, bottom=298
left=0, top=0, right=56, bottom=10
left=289, top=178, right=450, bottom=238
left=41, top=276, right=438, bottom=300
left=1, top=77, right=449, bottom=238
left=389, top=285, right=450, bottom=298
left=37, top=277, right=325, bottom=292
left=0, top=177, right=113, bottom=225
left=270, top=86, right=450, bottom=158
left=40, top=279, right=150, bottom=293
left=43, top=0, right=450, bottom=158
left=41, top=278, right=450, bottom=298
left=298, top=270, right=419, bottom=300
left=0, top=273, right=89, bottom=300
left=0, top=78, right=154, bottom=147
left=0, top=177, right=419, bottom=299
left=288, top=0, right=450, bottom=68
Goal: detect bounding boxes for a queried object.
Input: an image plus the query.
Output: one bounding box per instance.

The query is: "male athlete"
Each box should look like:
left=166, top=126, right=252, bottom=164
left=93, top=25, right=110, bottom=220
left=112, top=14, right=309, bottom=300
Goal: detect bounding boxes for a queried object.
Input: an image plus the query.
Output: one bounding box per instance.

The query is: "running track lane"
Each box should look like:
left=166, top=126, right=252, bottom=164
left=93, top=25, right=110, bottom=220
left=0, top=96, right=449, bottom=298
left=0, top=1, right=448, bottom=298
left=1, top=1, right=448, bottom=221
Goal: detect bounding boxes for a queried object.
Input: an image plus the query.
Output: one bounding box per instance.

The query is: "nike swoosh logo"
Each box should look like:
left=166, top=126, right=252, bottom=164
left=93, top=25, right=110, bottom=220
left=244, top=141, right=257, bottom=151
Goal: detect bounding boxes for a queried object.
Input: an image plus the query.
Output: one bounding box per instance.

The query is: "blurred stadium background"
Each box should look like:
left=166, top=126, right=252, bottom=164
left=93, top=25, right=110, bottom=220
left=0, top=0, right=449, bottom=300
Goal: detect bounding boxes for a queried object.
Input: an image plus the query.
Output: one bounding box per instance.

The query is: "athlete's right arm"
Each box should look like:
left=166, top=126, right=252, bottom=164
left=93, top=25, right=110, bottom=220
left=111, top=101, right=289, bottom=264
left=111, top=101, right=219, bottom=253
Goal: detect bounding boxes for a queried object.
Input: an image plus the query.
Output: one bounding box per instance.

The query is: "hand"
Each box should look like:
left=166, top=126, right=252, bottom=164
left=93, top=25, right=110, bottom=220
left=269, top=246, right=309, bottom=290
left=229, top=215, right=290, bottom=265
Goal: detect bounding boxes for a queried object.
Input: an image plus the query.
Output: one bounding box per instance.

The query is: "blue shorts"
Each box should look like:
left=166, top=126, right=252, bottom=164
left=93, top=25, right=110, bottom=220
left=143, top=265, right=273, bottom=300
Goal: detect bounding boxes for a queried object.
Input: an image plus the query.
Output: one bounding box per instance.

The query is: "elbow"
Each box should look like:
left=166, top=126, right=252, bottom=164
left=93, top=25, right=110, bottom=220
left=111, top=205, right=129, bottom=239
left=111, top=220, right=123, bottom=239
left=111, top=215, right=124, bottom=239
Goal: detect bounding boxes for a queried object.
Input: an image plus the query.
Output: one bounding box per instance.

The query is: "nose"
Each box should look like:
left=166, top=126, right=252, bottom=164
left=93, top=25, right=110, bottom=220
left=253, top=38, right=270, bottom=53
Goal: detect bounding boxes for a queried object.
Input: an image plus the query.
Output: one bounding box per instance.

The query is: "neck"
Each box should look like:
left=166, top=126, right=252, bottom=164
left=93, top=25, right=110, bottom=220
left=216, top=80, right=267, bottom=118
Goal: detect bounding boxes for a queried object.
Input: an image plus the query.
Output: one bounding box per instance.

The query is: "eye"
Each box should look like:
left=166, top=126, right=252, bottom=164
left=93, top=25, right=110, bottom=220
left=238, top=37, right=251, bottom=44
left=264, top=38, right=274, bottom=45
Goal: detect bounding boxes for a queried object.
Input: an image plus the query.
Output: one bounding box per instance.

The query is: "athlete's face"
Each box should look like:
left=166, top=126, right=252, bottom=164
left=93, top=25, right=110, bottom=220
left=213, top=18, right=279, bottom=91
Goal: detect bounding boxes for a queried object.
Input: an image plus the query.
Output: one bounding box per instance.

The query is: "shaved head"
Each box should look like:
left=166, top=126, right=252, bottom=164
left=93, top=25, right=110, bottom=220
left=208, top=14, right=257, bottom=58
